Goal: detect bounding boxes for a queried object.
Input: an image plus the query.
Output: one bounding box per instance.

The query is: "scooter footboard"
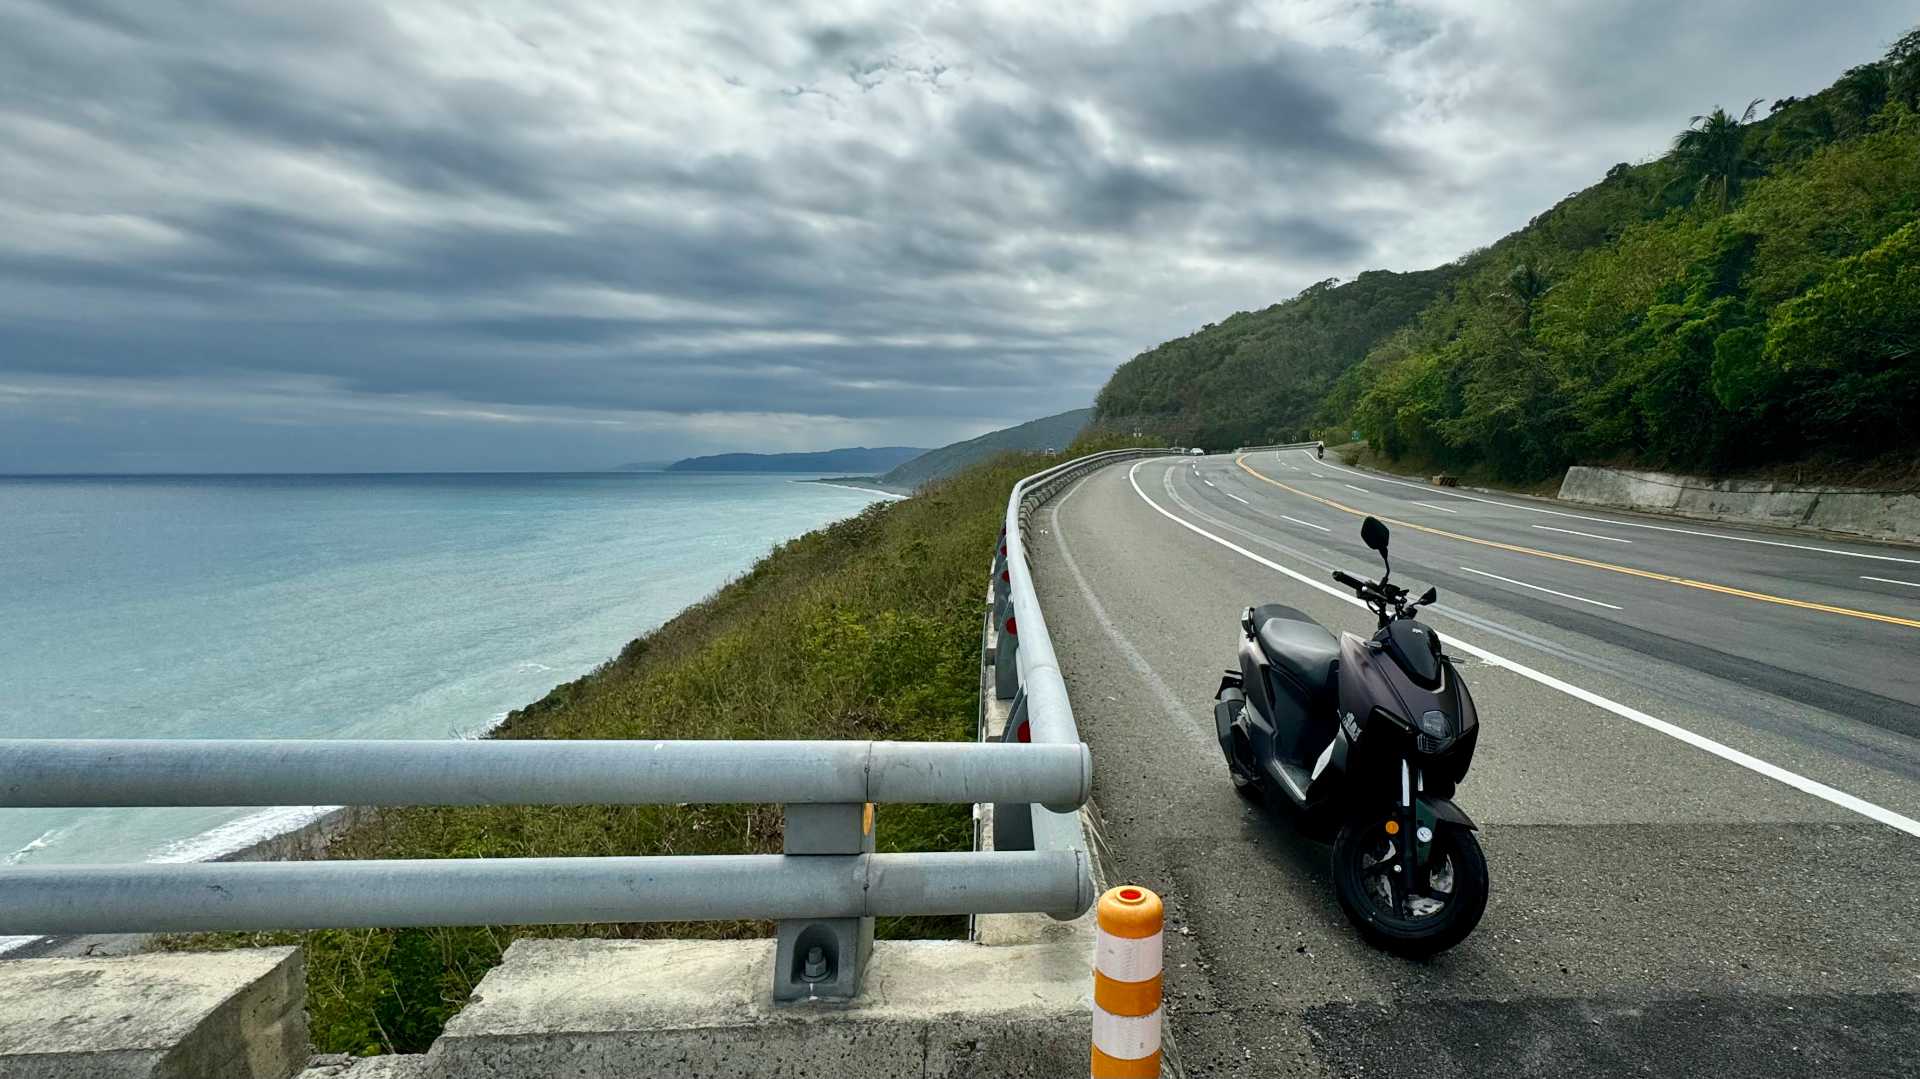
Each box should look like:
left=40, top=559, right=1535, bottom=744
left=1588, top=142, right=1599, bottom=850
left=1214, top=671, right=1245, bottom=757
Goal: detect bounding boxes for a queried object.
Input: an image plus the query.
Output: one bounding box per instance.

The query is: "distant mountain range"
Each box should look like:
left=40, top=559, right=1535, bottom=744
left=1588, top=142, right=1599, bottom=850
left=876, top=408, right=1092, bottom=490
left=650, top=446, right=928, bottom=473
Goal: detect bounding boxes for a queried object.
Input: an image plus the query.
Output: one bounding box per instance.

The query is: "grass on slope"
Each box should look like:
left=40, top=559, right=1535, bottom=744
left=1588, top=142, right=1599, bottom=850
left=169, top=435, right=1143, bottom=1056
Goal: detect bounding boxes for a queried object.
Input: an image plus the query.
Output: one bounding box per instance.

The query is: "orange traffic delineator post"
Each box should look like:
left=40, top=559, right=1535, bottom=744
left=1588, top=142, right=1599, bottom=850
left=1092, top=884, right=1163, bottom=1078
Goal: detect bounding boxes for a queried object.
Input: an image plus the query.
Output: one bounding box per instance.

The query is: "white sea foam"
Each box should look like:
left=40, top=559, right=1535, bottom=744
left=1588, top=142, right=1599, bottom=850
left=5, top=828, right=62, bottom=865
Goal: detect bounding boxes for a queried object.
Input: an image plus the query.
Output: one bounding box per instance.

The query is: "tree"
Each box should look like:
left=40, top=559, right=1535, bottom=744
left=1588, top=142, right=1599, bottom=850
left=1666, top=99, right=1764, bottom=214
left=1499, top=261, right=1555, bottom=332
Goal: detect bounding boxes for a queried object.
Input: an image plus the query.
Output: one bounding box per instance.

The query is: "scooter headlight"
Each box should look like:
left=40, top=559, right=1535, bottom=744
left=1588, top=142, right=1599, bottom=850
left=1416, top=710, right=1452, bottom=739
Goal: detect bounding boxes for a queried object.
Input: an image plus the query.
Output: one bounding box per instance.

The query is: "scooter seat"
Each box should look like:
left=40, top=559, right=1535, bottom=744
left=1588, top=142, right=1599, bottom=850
left=1251, top=604, right=1340, bottom=699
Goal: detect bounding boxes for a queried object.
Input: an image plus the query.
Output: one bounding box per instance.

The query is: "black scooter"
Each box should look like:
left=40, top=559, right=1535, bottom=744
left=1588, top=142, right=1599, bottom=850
left=1214, top=516, right=1488, bottom=956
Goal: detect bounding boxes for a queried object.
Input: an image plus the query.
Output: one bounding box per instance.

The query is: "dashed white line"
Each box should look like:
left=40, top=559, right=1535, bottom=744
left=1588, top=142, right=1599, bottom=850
left=1343, top=484, right=1368, bottom=494
left=1281, top=515, right=1331, bottom=533
left=1458, top=566, right=1623, bottom=610
left=1862, top=575, right=1920, bottom=588
left=1294, top=450, right=1920, bottom=565
left=1533, top=524, right=1632, bottom=544
left=1203, top=479, right=1216, bottom=487
left=1125, top=459, right=1920, bottom=839
left=1413, top=501, right=1459, bottom=514
left=1224, top=491, right=1249, bottom=504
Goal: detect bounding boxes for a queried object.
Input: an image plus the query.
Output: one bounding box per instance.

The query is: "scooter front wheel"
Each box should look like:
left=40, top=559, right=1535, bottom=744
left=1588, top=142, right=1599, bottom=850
left=1331, top=817, right=1487, bottom=958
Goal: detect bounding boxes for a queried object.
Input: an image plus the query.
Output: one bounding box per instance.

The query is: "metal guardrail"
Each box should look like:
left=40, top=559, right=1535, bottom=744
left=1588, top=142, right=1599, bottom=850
left=987, top=448, right=1171, bottom=862
left=1233, top=440, right=1323, bottom=454
left=0, top=446, right=1168, bottom=1003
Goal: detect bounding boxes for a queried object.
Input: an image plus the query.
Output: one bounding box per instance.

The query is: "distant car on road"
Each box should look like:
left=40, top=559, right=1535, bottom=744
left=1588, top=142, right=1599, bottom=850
left=1188, top=447, right=1205, bottom=456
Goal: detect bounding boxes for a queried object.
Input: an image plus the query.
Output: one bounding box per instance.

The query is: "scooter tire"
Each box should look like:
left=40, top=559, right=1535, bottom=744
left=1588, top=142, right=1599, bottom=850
left=1331, top=819, right=1488, bottom=959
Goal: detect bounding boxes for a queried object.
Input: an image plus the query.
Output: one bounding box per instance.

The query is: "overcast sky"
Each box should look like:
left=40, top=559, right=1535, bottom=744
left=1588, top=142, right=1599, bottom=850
left=2, top=1, right=1912, bottom=472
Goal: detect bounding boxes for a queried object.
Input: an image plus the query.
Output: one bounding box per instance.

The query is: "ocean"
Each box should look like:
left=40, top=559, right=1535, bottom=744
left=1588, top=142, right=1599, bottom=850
left=0, top=472, right=894, bottom=869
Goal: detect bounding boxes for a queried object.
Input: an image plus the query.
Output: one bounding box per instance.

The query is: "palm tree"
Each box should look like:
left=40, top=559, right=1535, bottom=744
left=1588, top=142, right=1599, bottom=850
left=1500, top=261, right=1555, bottom=332
left=1665, top=99, right=1764, bottom=214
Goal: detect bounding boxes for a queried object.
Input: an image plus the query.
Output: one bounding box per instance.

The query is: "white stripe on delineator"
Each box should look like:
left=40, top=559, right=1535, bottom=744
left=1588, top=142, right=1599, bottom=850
left=1095, top=928, right=1164, bottom=981
left=1092, top=1007, right=1163, bottom=1059
left=1125, top=460, right=1920, bottom=839
left=1533, top=524, right=1632, bottom=544
left=1459, top=566, right=1623, bottom=610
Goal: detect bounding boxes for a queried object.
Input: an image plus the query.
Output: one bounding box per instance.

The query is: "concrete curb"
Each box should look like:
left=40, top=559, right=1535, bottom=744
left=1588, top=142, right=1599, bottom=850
left=1559, top=466, right=1919, bottom=543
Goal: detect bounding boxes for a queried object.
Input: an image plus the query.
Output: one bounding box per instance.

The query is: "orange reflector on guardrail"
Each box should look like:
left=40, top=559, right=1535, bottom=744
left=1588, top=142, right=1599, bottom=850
left=1092, top=885, right=1162, bottom=1078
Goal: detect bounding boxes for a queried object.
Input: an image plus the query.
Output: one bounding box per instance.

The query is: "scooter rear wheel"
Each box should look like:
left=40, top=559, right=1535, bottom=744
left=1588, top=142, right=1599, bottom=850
left=1331, top=817, right=1487, bottom=958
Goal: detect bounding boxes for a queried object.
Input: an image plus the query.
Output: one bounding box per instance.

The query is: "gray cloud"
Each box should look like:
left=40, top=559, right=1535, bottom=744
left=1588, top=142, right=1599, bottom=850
left=0, top=0, right=1913, bottom=471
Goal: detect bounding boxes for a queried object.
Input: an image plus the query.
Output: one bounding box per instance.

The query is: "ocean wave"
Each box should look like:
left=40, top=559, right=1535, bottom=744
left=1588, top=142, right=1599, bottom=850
left=5, top=827, right=63, bottom=866
left=148, top=805, right=342, bottom=864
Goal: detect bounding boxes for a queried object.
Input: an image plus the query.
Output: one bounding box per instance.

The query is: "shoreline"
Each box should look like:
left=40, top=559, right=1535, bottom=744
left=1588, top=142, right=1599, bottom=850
left=803, top=476, right=912, bottom=498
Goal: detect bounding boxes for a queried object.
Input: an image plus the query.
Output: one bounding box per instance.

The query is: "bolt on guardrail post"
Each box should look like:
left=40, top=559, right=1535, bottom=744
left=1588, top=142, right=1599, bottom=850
left=772, top=802, right=875, bottom=1002
left=1092, top=885, right=1164, bottom=1078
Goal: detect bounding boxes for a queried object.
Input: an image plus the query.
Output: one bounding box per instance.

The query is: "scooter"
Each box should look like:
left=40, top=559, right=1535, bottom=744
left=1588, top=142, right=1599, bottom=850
left=1213, top=516, right=1488, bottom=956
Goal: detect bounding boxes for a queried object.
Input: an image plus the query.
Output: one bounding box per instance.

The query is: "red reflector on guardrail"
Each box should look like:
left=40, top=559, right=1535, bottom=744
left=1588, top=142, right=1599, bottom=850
left=1005, top=616, right=1017, bottom=636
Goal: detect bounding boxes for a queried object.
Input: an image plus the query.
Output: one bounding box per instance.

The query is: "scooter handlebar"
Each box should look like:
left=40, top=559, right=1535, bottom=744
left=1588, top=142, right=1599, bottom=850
left=1331, top=570, right=1367, bottom=592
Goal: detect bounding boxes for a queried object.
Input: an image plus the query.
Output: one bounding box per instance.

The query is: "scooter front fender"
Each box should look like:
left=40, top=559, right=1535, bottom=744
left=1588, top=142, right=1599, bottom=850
left=1419, top=795, right=1477, bottom=831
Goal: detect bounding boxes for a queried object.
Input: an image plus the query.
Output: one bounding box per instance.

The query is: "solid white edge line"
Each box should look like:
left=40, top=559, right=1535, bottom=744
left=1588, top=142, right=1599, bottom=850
left=1128, top=459, right=1920, bottom=838
left=1292, top=450, right=1920, bottom=566
left=1532, top=524, right=1632, bottom=544
left=1413, top=501, right=1460, bottom=514
left=1861, top=576, right=1920, bottom=588
left=1459, top=565, right=1623, bottom=610
left=1281, top=514, right=1331, bottom=533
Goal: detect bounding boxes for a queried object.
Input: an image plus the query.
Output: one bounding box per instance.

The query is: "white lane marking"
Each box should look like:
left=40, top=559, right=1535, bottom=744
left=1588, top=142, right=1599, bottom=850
left=1224, top=491, right=1250, bottom=505
left=1281, top=515, right=1331, bottom=533
left=1533, top=524, right=1632, bottom=544
left=1413, top=501, right=1459, bottom=514
left=1128, top=461, right=1920, bottom=838
left=1297, top=451, right=1920, bottom=565
left=1862, top=575, right=1920, bottom=588
left=1310, top=472, right=1326, bottom=479
left=1203, top=479, right=1215, bottom=487
left=1459, top=566, right=1623, bottom=610
left=1343, top=484, right=1368, bottom=494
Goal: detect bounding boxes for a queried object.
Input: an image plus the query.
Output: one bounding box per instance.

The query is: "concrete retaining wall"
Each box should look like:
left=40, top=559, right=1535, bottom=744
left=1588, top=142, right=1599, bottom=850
left=1559, top=466, right=1920, bottom=543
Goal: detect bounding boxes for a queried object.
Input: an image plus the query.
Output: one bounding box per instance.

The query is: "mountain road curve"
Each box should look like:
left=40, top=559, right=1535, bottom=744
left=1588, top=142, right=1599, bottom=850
left=1033, top=450, right=1920, bottom=1078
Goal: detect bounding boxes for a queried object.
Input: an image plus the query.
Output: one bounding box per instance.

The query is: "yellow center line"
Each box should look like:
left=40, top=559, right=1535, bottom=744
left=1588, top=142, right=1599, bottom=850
left=1234, top=455, right=1920, bottom=631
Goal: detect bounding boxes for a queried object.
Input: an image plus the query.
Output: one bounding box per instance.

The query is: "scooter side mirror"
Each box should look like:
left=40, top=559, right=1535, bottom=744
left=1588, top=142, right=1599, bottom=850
left=1419, top=586, right=1438, bottom=606
left=1360, top=516, right=1390, bottom=554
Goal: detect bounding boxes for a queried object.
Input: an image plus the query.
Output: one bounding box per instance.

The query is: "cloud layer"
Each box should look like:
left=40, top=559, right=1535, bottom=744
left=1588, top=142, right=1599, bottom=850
left=1, top=0, right=1911, bottom=470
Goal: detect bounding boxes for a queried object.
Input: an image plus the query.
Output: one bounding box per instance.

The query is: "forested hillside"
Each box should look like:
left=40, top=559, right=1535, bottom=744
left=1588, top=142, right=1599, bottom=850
left=1098, top=28, right=1920, bottom=481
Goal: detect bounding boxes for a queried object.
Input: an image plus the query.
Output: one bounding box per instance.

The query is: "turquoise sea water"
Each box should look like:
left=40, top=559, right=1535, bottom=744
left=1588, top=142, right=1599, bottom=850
left=0, top=472, right=891, bottom=869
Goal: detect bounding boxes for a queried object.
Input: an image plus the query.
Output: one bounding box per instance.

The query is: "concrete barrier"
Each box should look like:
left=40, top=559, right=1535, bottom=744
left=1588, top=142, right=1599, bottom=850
left=1559, top=466, right=1920, bottom=543
left=0, top=947, right=307, bottom=1079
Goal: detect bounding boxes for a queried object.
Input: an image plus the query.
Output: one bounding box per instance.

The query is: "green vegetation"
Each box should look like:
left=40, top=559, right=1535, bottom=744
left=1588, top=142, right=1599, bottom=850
left=1098, top=28, right=1920, bottom=483
left=172, top=437, right=1140, bottom=1055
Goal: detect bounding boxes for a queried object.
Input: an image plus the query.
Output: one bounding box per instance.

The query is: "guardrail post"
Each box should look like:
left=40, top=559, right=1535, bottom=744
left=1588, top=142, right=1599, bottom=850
left=994, top=607, right=1020, bottom=700
left=772, top=803, right=874, bottom=1002
left=991, top=691, right=1035, bottom=852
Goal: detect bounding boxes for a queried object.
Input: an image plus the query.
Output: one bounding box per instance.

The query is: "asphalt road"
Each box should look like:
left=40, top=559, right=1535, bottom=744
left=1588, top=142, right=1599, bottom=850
left=1034, top=450, right=1920, bottom=1078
